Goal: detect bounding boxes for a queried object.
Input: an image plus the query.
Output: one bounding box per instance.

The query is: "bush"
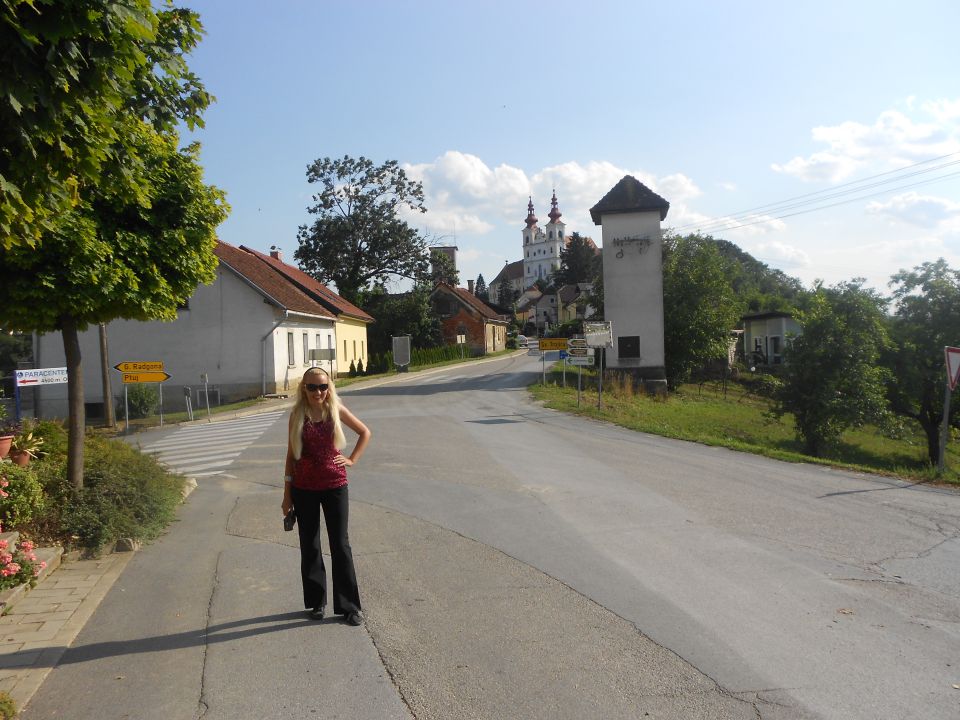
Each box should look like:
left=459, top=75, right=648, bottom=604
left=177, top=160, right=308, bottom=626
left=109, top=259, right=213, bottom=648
left=0, top=464, right=46, bottom=529
left=17, top=430, right=185, bottom=553
left=120, top=383, right=159, bottom=418
left=356, top=359, right=364, bottom=375
left=0, top=690, right=16, bottom=719
left=60, top=435, right=185, bottom=553
left=348, top=359, right=357, bottom=377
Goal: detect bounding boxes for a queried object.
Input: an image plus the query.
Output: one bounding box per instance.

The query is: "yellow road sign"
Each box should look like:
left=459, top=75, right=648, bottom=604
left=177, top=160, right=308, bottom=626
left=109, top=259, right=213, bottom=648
left=538, top=338, right=569, bottom=351
left=122, top=371, right=171, bottom=384
left=114, top=361, right=164, bottom=372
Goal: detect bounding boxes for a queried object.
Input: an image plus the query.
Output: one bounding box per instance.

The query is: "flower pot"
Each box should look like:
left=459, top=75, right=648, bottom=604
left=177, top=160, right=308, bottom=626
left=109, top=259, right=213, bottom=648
left=0, top=436, right=12, bottom=459
left=8, top=450, right=29, bottom=467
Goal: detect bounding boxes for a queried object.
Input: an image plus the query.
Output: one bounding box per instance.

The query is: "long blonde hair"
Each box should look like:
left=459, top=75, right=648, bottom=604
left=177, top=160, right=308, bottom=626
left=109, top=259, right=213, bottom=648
left=289, top=368, right=346, bottom=459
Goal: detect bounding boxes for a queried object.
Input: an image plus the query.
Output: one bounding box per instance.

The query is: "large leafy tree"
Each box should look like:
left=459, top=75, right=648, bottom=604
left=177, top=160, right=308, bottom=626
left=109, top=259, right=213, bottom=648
left=661, top=233, right=740, bottom=388
left=296, top=156, right=430, bottom=304
left=358, top=285, right=442, bottom=355
left=0, top=5, right=224, bottom=489
left=775, top=280, right=891, bottom=456
left=552, top=232, right=599, bottom=287
left=885, top=259, right=960, bottom=465
left=0, top=1, right=211, bottom=249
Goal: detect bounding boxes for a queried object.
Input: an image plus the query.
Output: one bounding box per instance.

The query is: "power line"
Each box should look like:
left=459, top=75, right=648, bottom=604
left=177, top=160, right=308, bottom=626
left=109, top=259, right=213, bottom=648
left=685, top=168, right=960, bottom=235
left=672, top=151, right=960, bottom=235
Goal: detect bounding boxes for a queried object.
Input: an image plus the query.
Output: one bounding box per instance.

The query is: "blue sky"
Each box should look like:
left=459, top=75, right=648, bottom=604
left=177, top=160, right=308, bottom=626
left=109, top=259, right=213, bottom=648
left=184, top=0, right=960, bottom=296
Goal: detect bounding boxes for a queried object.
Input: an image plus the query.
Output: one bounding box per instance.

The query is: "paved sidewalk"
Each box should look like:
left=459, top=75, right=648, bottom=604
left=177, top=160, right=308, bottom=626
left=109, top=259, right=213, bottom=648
left=0, top=552, right=133, bottom=711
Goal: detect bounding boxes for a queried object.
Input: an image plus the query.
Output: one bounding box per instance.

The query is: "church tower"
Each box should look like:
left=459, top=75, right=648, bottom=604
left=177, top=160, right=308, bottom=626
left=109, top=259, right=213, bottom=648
left=522, top=192, right=565, bottom=286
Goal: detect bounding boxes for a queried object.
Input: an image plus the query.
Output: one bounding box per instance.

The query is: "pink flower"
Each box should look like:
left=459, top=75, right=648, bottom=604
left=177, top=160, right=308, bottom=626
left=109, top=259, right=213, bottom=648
left=6, top=563, right=19, bottom=575
left=0, top=540, right=7, bottom=551
left=0, top=553, right=12, bottom=565
left=0, top=489, right=8, bottom=498
left=19, top=541, right=33, bottom=552
left=39, top=561, right=46, bottom=569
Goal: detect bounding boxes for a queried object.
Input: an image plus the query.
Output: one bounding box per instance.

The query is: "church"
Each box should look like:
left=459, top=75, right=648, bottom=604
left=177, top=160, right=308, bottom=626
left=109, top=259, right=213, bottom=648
left=489, top=192, right=595, bottom=307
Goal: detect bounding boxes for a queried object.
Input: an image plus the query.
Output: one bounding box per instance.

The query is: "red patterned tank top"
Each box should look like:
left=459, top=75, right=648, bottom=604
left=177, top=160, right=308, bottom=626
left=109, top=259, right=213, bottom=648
left=292, top=419, right=347, bottom=491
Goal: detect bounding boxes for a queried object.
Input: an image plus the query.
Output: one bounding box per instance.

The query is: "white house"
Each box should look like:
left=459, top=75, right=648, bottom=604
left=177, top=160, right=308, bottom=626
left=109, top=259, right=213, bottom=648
left=742, top=311, right=802, bottom=366
left=30, top=241, right=372, bottom=419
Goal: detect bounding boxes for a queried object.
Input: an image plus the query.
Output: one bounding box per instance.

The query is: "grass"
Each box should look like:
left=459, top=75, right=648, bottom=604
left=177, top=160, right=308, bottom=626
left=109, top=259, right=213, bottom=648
left=530, top=366, right=960, bottom=486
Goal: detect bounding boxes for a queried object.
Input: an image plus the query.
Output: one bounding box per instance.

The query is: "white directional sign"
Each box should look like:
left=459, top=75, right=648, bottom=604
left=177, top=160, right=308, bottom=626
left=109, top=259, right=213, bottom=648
left=947, top=346, right=960, bottom=391
left=567, top=338, right=588, bottom=349
left=15, top=368, right=68, bottom=386
left=567, top=347, right=592, bottom=358
left=567, top=355, right=595, bottom=366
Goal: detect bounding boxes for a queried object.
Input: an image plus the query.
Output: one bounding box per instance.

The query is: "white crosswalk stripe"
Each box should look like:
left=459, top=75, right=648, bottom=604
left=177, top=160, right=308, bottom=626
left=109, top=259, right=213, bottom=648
left=140, top=411, right=285, bottom=479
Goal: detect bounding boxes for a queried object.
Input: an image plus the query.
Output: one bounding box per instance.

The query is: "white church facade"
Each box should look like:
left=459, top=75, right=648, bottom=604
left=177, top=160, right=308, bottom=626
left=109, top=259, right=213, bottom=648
left=522, top=191, right=566, bottom=284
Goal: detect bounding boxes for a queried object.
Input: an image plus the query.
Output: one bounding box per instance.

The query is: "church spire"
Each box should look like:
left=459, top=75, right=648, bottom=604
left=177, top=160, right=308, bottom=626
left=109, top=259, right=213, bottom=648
left=524, top=196, right=538, bottom=229
left=547, top=189, right=562, bottom=223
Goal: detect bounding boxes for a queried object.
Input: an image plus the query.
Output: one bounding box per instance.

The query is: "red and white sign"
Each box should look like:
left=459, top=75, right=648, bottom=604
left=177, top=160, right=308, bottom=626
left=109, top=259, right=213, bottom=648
left=15, top=367, right=68, bottom=386
left=946, top=346, right=960, bottom=391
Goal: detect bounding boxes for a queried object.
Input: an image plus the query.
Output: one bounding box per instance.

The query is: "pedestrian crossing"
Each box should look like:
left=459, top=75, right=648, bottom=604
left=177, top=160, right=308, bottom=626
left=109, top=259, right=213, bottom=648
left=139, top=411, right=285, bottom=478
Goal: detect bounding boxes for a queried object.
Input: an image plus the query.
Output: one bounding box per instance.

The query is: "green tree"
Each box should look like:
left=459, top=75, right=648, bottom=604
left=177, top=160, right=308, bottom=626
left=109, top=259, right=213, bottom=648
left=885, top=259, right=960, bottom=465
left=474, top=273, right=488, bottom=301
left=1, top=1, right=211, bottom=249
left=430, top=249, right=459, bottom=287
left=552, top=232, right=599, bottom=287
left=357, top=285, right=442, bottom=354
left=296, top=156, right=430, bottom=304
left=661, top=233, right=740, bottom=388
left=775, top=280, right=891, bottom=456
left=0, top=5, right=224, bottom=489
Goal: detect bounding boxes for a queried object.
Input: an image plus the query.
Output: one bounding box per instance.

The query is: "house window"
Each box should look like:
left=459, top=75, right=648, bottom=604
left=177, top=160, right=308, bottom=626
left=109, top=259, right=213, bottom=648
left=316, top=333, right=321, bottom=352
left=343, top=340, right=347, bottom=363
left=619, top=336, right=641, bottom=359
left=287, top=332, right=295, bottom=366
left=771, top=336, right=782, bottom=364
left=303, top=333, right=309, bottom=365
left=353, top=340, right=357, bottom=360
left=361, top=340, right=365, bottom=359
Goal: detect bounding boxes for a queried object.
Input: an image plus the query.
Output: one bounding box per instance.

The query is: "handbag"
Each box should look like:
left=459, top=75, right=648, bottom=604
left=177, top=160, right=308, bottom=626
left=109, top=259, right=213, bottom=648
left=283, top=508, right=296, bottom=532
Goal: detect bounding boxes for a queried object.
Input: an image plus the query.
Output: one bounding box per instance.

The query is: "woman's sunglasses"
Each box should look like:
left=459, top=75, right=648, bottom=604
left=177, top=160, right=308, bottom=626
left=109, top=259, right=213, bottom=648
left=305, top=383, right=329, bottom=392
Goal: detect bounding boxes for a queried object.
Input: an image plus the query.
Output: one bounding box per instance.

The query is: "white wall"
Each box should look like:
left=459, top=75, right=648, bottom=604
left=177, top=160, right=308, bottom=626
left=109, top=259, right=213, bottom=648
left=599, top=211, right=665, bottom=375
left=31, top=266, right=335, bottom=418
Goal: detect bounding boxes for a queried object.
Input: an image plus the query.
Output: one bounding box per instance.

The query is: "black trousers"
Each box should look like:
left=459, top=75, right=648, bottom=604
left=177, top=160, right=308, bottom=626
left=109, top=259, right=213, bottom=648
left=290, top=484, right=361, bottom=615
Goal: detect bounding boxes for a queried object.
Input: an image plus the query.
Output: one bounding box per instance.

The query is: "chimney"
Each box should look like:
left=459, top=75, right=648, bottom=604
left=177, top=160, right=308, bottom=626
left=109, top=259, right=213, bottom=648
left=468, top=279, right=475, bottom=294
left=269, top=246, right=283, bottom=262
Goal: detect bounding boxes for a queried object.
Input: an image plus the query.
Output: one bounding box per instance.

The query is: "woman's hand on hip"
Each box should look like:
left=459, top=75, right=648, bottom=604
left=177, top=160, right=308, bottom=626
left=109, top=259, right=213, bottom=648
left=333, top=453, right=353, bottom=467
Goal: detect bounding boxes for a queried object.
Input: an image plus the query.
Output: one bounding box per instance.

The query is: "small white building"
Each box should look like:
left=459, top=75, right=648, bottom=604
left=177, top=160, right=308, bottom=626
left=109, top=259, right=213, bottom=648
left=742, top=311, right=801, bottom=366
left=590, top=176, right=670, bottom=385
left=31, top=241, right=372, bottom=419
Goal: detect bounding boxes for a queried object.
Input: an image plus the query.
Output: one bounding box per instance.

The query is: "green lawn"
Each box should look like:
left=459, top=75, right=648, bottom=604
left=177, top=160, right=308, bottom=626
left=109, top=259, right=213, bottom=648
left=530, top=367, right=960, bottom=486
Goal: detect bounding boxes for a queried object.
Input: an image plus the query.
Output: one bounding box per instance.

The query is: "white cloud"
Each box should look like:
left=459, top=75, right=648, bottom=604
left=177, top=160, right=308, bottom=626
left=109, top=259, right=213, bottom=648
left=719, top=181, right=737, bottom=192
left=772, top=101, right=960, bottom=182
left=866, top=191, right=960, bottom=229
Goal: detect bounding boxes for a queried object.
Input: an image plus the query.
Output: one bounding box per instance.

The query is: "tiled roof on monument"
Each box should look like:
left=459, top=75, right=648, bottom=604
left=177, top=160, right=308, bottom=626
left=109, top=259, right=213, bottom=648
left=589, top=175, right=670, bottom=224
left=492, top=260, right=524, bottom=285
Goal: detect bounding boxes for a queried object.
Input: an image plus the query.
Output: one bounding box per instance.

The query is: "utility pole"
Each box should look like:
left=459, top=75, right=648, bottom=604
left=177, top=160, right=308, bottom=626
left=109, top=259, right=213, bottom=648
left=98, top=323, right=115, bottom=428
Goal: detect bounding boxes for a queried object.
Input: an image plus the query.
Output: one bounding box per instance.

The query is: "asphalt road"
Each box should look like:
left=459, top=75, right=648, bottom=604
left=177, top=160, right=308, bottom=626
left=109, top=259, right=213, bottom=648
left=21, top=352, right=960, bottom=719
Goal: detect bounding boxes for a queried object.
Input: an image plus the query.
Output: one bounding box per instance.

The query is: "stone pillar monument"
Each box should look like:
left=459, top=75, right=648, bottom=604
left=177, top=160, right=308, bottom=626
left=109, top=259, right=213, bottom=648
left=589, top=176, right=670, bottom=390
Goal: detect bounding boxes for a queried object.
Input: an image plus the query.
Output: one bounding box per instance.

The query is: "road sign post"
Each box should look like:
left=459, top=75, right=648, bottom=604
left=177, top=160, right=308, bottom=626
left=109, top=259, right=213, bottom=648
left=114, top=361, right=169, bottom=432
left=940, top=346, right=960, bottom=472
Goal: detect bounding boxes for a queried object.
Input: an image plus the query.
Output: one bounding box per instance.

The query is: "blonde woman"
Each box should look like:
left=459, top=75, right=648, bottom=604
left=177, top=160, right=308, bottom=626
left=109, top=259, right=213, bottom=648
left=283, top=367, right=371, bottom=625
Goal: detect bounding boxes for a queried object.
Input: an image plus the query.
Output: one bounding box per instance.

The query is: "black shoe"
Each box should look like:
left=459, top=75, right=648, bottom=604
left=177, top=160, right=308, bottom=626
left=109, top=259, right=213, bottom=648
left=308, top=607, right=325, bottom=621
left=345, top=611, right=363, bottom=626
